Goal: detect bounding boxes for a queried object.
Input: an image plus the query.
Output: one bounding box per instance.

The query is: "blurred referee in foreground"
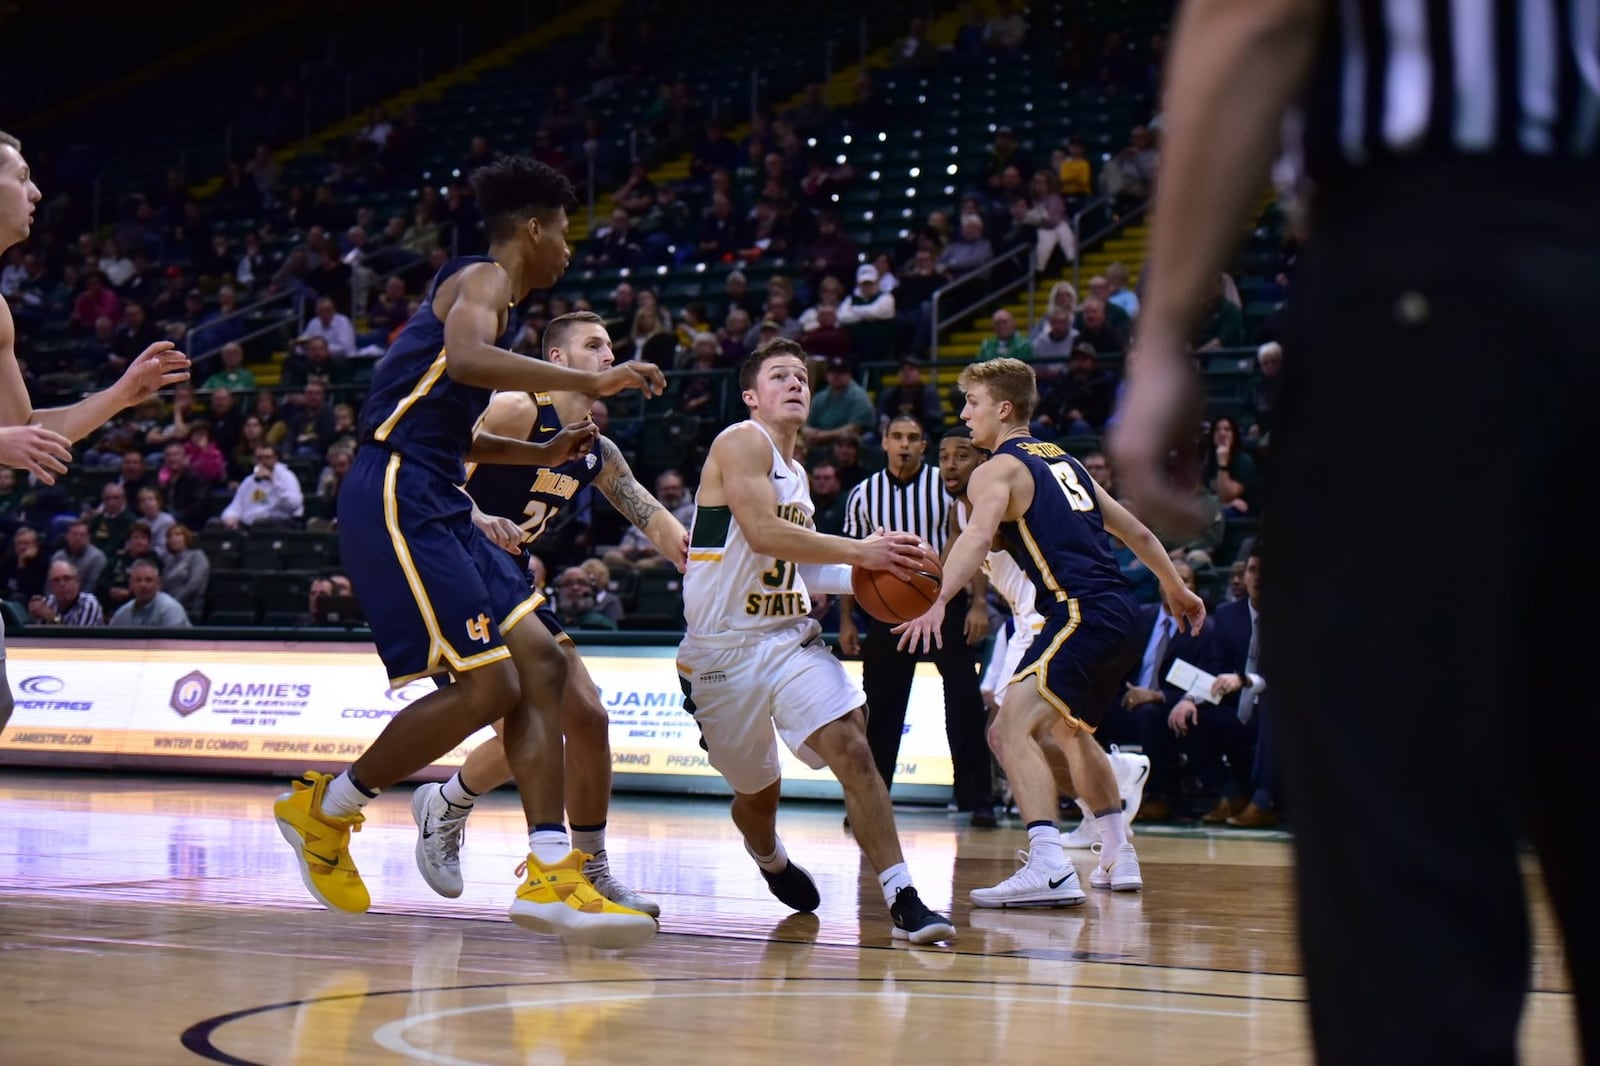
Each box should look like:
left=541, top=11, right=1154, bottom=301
left=1113, top=1, right=1597, bottom=1062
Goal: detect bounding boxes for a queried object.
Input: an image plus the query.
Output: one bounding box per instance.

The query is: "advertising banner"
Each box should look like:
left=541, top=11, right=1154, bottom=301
left=1, top=639, right=954, bottom=794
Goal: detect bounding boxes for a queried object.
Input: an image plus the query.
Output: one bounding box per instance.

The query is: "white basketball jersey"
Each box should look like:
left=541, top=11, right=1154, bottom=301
left=683, top=422, right=815, bottom=641
left=957, top=498, right=1042, bottom=626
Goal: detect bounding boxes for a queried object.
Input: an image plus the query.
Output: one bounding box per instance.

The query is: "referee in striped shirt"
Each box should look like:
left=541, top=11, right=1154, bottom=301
left=839, top=414, right=995, bottom=827
left=1114, top=2, right=1598, bottom=1061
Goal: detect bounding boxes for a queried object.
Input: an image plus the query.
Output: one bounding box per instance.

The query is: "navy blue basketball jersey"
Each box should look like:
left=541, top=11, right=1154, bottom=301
left=358, top=255, right=515, bottom=484
left=995, top=437, right=1128, bottom=610
left=462, top=392, right=605, bottom=544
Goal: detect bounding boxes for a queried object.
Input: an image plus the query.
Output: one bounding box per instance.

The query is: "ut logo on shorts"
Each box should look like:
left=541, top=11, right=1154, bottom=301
left=465, top=613, right=494, bottom=644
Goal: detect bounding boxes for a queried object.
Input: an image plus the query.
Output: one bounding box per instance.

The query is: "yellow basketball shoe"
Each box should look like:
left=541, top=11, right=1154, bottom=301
left=508, top=850, right=658, bottom=949
left=274, top=771, right=371, bottom=913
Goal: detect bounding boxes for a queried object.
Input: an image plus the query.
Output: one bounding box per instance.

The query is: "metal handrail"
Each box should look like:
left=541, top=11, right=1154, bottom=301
left=186, top=288, right=303, bottom=370
left=927, top=242, right=1035, bottom=366
left=1072, top=197, right=1151, bottom=291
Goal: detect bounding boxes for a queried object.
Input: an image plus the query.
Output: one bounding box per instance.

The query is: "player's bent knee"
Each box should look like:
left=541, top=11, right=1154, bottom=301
left=453, top=660, right=521, bottom=724
left=563, top=685, right=608, bottom=745
left=811, top=714, right=876, bottom=780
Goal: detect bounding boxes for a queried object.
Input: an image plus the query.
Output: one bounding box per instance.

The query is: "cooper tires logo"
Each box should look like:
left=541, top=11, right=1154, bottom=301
left=19, top=676, right=64, bottom=695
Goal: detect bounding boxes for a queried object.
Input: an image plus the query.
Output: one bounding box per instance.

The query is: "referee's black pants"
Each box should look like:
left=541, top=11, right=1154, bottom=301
left=1271, top=162, right=1598, bottom=1065
left=860, top=590, right=993, bottom=811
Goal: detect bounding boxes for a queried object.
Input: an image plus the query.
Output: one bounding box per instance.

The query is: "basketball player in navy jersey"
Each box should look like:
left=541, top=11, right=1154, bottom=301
left=409, top=310, right=687, bottom=917
left=273, top=158, right=666, bottom=947
left=897, top=358, right=1203, bottom=906
left=0, top=129, right=190, bottom=734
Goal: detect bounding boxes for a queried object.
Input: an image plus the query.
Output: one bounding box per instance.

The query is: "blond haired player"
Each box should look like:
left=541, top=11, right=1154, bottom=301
left=898, top=358, right=1203, bottom=907
left=939, top=425, right=1151, bottom=851
left=678, top=337, right=956, bottom=943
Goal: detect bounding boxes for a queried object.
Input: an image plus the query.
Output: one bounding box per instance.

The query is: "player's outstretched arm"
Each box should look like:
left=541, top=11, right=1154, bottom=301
left=716, top=424, right=924, bottom=574
left=593, top=435, right=686, bottom=569
left=1096, top=484, right=1207, bottom=634
left=1, top=298, right=186, bottom=482
left=442, top=264, right=664, bottom=399
left=895, top=459, right=1013, bottom=653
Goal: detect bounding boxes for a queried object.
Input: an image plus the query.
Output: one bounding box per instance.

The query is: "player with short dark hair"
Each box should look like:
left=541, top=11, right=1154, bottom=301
left=272, top=157, right=666, bottom=948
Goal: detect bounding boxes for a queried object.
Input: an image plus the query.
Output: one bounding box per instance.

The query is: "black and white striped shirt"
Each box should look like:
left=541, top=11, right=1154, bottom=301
left=41, top=592, right=105, bottom=626
left=1302, top=0, right=1600, bottom=178
left=842, top=462, right=952, bottom=555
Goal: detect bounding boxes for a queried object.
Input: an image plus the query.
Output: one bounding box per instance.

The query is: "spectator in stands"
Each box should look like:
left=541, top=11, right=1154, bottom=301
left=876, top=354, right=943, bottom=441
left=804, top=355, right=875, bottom=450
left=135, top=487, right=176, bottom=549
left=1057, top=138, right=1093, bottom=200
left=831, top=436, right=871, bottom=492
left=108, top=559, right=190, bottom=628
left=1243, top=341, right=1283, bottom=442
left=283, top=381, right=338, bottom=460
left=588, top=208, right=642, bottom=268
left=98, top=521, right=163, bottom=611
left=87, top=483, right=136, bottom=556
left=182, top=421, right=227, bottom=486
left=579, top=557, right=626, bottom=625
left=1100, top=125, right=1160, bottom=212
left=116, top=449, right=155, bottom=500
left=1105, top=261, right=1140, bottom=320
left=204, top=386, right=245, bottom=457
left=298, top=296, right=357, bottom=360
left=678, top=335, right=721, bottom=416
left=203, top=342, right=257, bottom=392
left=50, top=521, right=107, bottom=595
left=1192, top=273, right=1248, bottom=352
left=1031, top=304, right=1080, bottom=364
left=694, top=194, right=745, bottom=263
left=802, top=211, right=861, bottom=294
left=805, top=461, right=848, bottom=536
left=553, top=566, right=617, bottom=631
left=603, top=470, right=695, bottom=573
left=798, top=276, right=846, bottom=330
left=236, top=233, right=273, bottom=293
left=281, top=336, right=351, bottom=391
left=189, top=286, right=246, bottom=354
left=143, top=384, right=199, bottom=451
left=97, top=238, right=136, bottom=289
left=316, top=444, right=354, bottom=513
left=156, top=525, right=208, bottom=618
left=365, top=276, right=411, bottom=343
left=1037, top=342, right=1118, bottom=437
left=158, top=442, right=211, bottom=528
left=1077, top=296, right=1129, bottom=354
left=72, top=271, right=122, bottom=331
left=762, top=294, right=803, bottom=342
left=975, top=309, right=1033, bottom=363
left=219, top=445, right=304, bottom=530
left=718, top=308, right=755, bottom=365
left=837, top=264, right=895, bottom=325
left=984, top=127, right=1034, bottom=195
left=1, top=526, right=48, bottom=603
left=938, top=214, right=993, bottom=275
left=1203, top=415, right=1259, bottom=519
left=1026, top=170, right=1077, bottom=272
left=800, top=302, right=851, bottom=360
left=984, top=0, right=1028, bottom=52
left=28, top=560, right=104, bottom=626
left=891, top=16, right=940, bottom=68
left=623, top=306, right=677, bottom=367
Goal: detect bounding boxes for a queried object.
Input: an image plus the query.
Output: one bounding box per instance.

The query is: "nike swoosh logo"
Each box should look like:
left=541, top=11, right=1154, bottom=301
left=306, top=848, right=340, bottom=867
left=422, top=831, right=434, bottom=839
left=1048, top=873, right=1073, bottom=889
left=773, top=472, right=788, bottom=480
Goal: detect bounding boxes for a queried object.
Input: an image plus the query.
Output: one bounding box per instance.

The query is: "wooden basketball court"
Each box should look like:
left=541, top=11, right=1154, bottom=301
left=0, top=772, right=1579, bottom=1064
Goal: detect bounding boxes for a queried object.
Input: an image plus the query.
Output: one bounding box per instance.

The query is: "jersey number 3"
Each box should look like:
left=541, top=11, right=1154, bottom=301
left=1052, top=463, right=1095, bottom=512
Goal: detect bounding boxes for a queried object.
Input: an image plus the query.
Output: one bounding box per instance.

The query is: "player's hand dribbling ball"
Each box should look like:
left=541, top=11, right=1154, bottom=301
left=852, top=550, right=942, bottom=625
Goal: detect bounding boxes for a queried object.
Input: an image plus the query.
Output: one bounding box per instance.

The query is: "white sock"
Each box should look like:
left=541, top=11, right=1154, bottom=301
left=878, top=862, right=913, bottom=907
left=439, top=771, right=478, bottom=810
left=744, top=836, right=789, bottom=874
left=322, top=771, right=375, bottom=819
left=1097, top=810, right=1129, bottom=856
left=528, top=827, right=571, bottom=866
left=571, top=825, right=606, bottom=864
left=1027, top=823, right=1067, bottom=869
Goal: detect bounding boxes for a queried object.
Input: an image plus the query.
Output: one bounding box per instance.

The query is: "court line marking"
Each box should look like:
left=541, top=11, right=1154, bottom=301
left=370, top=986, right=1257, bottom=1066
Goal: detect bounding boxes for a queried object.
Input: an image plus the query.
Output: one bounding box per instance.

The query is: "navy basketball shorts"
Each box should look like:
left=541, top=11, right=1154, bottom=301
left=338, top=448, right=541, bottom=686
left=1011, top=591, right=1141, bottom=732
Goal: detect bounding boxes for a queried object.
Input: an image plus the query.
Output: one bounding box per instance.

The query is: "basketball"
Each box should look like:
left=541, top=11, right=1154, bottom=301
left=852, top=552, right=943, bottom=625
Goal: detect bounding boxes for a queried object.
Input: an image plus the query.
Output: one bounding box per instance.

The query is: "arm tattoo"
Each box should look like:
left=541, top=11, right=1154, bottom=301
left=596, top=436, right=667, bottom=532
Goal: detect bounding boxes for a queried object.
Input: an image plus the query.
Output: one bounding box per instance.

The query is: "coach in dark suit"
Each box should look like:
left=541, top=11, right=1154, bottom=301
left=1098, top=561, right=1206, bottom=820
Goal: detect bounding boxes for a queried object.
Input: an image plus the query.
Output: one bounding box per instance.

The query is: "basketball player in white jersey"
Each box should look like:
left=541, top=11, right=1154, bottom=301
left=938, top=426, right=1149, bottom=855
left=679, top=338, right=956, bottom=943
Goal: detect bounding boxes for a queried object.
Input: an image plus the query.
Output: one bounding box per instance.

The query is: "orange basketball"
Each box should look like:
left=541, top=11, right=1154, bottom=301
left=852, top=553, right=943, bottom=625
